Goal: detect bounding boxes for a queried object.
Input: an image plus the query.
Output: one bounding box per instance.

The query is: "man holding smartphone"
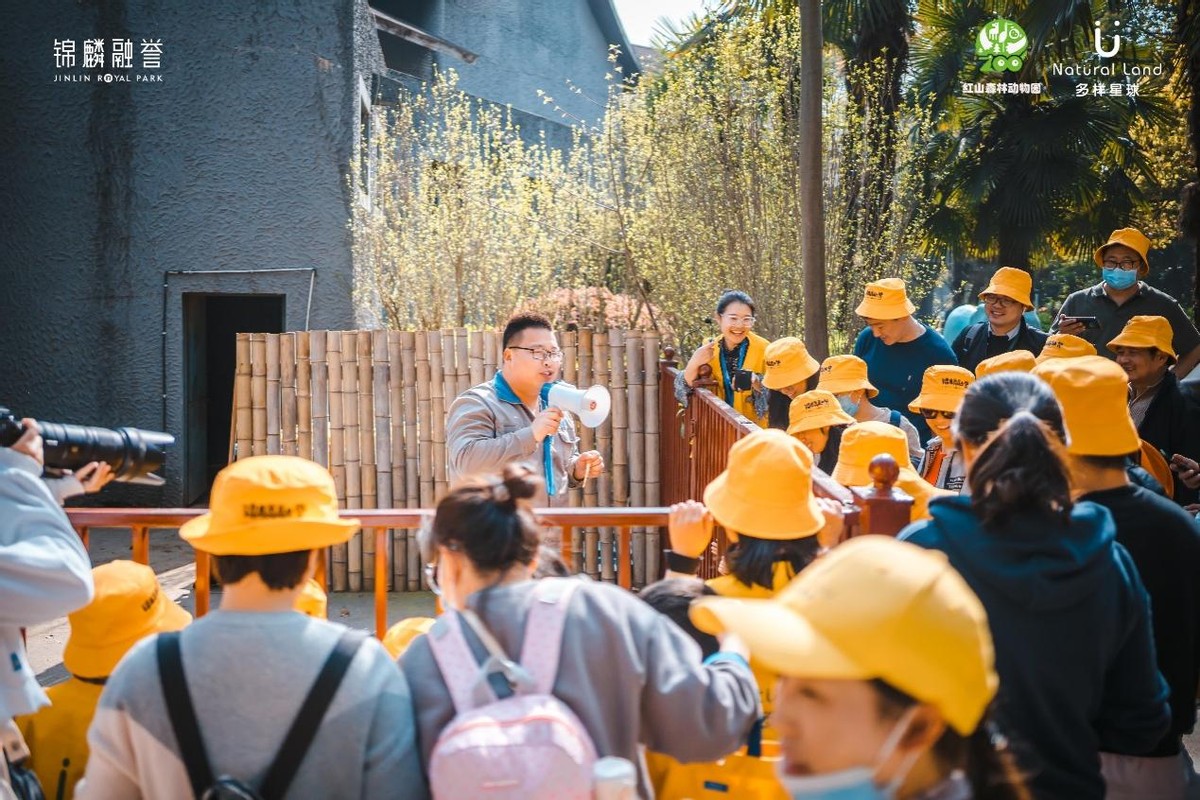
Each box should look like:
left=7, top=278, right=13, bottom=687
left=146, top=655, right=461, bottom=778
left=1052, top=228, right=1200, bottom=378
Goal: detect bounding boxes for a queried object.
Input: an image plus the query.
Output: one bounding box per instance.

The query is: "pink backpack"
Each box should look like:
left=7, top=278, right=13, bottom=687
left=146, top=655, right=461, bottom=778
left=426, top=578, right=598, bottom=799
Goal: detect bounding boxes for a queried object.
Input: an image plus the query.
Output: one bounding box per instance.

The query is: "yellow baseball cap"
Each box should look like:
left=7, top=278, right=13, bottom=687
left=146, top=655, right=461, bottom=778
left=383, top=616, right=436, bottom=659
left=1034, top=356, right=1140, bottom=456
left=787, top=390, right=856, bottom=436
left=979, top=267, right=1034, bottom=310
left=63, top=561, right=191, bottom=679
left=691, top=536, right=998, bottom=735
left=1035, top=334, right=1097, bottom=364
left=908, top=365, right=975, bottom=414
left=855, top=278, right=917, bottom=320
left=295, top=578, right=328, bottom=618
left=1107, top=315, right=1176, bottom=362
left=1094, top=227, right=1151, bottom=273
left=703, top=429, right=825, bottom=541
left=181, top=455, right=360, bottom=555
left=816, top=355, right=878, bottom=398
left=975, top=350, right=1036, bottom=378
left=763, top=337, right=821, bottom=390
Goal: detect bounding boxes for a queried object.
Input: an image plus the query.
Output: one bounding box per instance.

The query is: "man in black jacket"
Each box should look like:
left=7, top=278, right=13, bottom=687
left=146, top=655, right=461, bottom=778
left=1110, top=315, right=1200, bottom=505
left=951, top=267, right=1048, bottom=372
left=1039, top=355, right=1200, bottom=798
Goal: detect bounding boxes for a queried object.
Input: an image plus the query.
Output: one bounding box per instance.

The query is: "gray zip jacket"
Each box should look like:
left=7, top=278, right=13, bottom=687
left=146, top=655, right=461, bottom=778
left=446, top=373, right=581, bottom=505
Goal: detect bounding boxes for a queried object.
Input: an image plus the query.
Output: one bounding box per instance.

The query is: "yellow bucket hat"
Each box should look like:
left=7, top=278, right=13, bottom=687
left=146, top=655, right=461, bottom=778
left=383, top=616, right=437, bottom=659
left=63, top=560, right=191, bottom=679
left=787, top=390, right=856, bottom=436
left=295, top=577, right=328, bottom=618
left=763, top=337, right=821, bottom=390
left=1034, top=356, right=1141, bottom=456
left=908, top=365, right=975, bottom=414
left=979, top=266, right=1034, bottom=310
left=975, top=350, right=1036, bottom=378
left=855, top=278, right=917, bottom=320
left=1094, top=227, right=1151, bottom=273
left=181, top=455, right=361, bottom=556
left=691, top=536, right=998, bottom=735
left=832, top=421, right=913, bottom=487
left=703, top=429, right=825, bottom=541
left=1107, top=315, right=1176, bottom=362
left=816, top=355, right=879, bottom=398
left=1035, top=334, right=1097, bottom=364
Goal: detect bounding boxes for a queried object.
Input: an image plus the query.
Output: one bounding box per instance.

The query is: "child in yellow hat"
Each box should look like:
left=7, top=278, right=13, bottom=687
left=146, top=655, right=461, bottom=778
left=691, top=536, right=1026, bottom=800
left=785, top=390, right=855, bottom=473
left=816, top=355, right=924, bottom=467
left=831, top=422, right=950, bottom=521
left=762, top=337, right=822, bottom=429
left=18, top=561, right=190, bottom=800
left=910, top=365, right=975, bottom=493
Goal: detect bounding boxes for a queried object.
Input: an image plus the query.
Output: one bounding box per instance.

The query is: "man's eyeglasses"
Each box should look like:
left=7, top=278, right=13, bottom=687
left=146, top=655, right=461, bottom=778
left=509, top=346, right=565, bottom=363
left=1102, top=258, right=1140, bottom=271
left=981, top=294, right=1018, bottom=308
left=920, top=409, right=956, bottom=420
left=720, top=314, right=756, bottom=326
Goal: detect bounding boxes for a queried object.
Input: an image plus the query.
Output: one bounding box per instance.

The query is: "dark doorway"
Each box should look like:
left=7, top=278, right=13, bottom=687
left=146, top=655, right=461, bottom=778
left=183, top=294, right=285, bottom=506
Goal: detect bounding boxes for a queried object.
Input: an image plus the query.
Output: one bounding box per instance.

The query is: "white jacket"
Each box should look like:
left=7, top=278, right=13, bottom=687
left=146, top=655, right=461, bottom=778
left=0, top=448, right=93, bottom=722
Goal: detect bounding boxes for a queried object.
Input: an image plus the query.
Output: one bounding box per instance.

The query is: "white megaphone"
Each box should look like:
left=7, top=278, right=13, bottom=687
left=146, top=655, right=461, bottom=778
left=545, top=383, right=611, bottom=428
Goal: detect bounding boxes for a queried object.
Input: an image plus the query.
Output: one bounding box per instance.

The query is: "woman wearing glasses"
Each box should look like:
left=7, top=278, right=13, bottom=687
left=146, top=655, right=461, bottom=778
left=950, top=267, right=1047, bottom=373
left=912, top=365, right=975, bottom=492
left=678, top=290, right=771, bottom=427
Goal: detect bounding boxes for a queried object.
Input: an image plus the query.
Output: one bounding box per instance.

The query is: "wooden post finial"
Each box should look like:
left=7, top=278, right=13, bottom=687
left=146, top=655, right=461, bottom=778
left=869, top=453, right=900, bottom=494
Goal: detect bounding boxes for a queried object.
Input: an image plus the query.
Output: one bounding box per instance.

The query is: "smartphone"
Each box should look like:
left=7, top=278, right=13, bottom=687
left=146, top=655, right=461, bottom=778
left=1061, top=315, right=1101, bottom=330
left=733, top=368, right=754, bottom=391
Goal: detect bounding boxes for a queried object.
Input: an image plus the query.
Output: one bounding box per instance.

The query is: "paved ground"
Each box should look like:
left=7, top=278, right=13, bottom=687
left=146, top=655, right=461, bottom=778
left=26, top=528, right=1200, bottom=769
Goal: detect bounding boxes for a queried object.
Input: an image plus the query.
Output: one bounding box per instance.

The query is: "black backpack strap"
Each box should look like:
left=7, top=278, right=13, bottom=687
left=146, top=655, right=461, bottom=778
left=157, top=632, right=215, bottom=798
left=889, top=409, right=902, bottom=428
left=258, top=630, right=368, bottom=800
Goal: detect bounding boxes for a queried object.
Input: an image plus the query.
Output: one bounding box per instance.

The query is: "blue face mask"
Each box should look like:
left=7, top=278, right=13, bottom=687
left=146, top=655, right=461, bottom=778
left=775, top=709, right=919, bottom=800
left=1102, top=267, right=1138, bottom=290
left=837, top=395, right=861, bottom=416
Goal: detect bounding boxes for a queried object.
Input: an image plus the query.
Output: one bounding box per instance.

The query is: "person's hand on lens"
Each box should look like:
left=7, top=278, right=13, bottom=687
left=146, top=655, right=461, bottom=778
left=531, top=407, right=564, bottom=443
left=12, top=419, right=44, bottom=467
left=74, top=462, right=115, bottom=494
left=668, top=500, right=714, bottom=558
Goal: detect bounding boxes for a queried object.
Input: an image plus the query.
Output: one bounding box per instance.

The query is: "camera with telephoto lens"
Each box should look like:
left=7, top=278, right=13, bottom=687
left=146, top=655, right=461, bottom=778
left=0, top=407, right=174, bottom=486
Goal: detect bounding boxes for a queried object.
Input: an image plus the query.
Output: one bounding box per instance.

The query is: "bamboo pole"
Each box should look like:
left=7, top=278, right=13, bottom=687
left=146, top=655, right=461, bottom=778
left=250, top=334, right=267, bottom=457
left=310, top=332, right=328, bottom=468
left=326, top=331, right=347, bottom=592
left=455, top=327, right=470, bottom=399
left=483, top=330, right=499, bottom=377
left=266, top=334, right=281, bottom=455
left=416, top=332, right=434, bottom=511
left=592, top=330, right=611, bottom=581
left=607, top=330, right=628, bottom=582
left=644, top=332, right=662, bottom=581
left=343, top=331, right=363, bottom=591
left=577, top=327, right=595, bottom=574
left=296, top=332, right=312, bottom=461
left=387, top=331, right=405, bottom=590
left=402, top=332, right=421, bottom=591
left=280, top=333, right=297, bottom=457
left=355, top=332, right=375, bottom=591
left=468, top=330, right=484, bottom=387
left=431, top=331, right=449, bottom=501
left=626, top=330, right=645, bottom=587
left=234, top=334, right=252, bottom=462
left=561, top=328, right=581, bottom=518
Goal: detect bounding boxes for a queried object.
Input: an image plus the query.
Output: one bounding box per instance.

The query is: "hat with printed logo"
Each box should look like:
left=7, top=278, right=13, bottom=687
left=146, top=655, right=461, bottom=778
left=855, top=278, right=917, bottom=320
left=763, top=337, right=821, bottom=391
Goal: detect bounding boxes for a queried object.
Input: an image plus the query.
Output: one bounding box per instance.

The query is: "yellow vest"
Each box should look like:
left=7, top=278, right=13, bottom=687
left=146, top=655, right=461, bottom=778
left=16, top=678, right=103, bottom=800
left=706, top=332, right=770, bottom=427
left=646, top=561, right=796, bottom=800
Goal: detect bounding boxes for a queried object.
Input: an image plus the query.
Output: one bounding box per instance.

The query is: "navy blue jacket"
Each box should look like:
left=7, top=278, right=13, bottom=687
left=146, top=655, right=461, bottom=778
left=900, top=496, right=1169, bottom=800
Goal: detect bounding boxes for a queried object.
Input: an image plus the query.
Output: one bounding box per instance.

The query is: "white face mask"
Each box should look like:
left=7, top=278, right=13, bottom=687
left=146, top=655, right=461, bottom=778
left=775, top=707, right=921, bottom=800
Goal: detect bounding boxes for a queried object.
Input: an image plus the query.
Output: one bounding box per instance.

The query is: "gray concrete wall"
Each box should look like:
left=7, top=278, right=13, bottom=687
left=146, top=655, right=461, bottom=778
left=0, top=0, right=381, bottom=506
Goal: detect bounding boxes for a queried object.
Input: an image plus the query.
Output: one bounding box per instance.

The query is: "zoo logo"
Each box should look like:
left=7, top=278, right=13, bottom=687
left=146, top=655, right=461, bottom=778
left=977, top=19, right=1028, bottom=74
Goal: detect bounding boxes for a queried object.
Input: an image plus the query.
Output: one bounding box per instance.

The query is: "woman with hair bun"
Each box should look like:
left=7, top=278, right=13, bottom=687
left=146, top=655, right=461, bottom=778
left=899, top=373, right=1169, bottom=799
left=400, top=464, right=760, bottom=797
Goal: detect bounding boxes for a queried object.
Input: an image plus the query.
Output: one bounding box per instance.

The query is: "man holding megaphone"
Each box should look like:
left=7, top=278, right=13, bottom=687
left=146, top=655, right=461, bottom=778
left=447, top=313, right=606, bottom=506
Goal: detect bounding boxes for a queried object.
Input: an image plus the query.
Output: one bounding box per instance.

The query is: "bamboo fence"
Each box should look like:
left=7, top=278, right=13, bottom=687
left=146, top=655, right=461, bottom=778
left=230, top=327, right=665, bottom=591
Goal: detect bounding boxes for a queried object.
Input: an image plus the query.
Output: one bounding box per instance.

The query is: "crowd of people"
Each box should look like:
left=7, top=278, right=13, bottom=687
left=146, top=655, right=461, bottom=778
left=1, top=225, right=1199, bottom=799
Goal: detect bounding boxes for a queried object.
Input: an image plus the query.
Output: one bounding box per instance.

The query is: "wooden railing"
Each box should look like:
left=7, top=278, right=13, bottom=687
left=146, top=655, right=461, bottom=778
left=66, top=507, right=669, bottom=639
left=658, top=352, right=909, bottom=578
